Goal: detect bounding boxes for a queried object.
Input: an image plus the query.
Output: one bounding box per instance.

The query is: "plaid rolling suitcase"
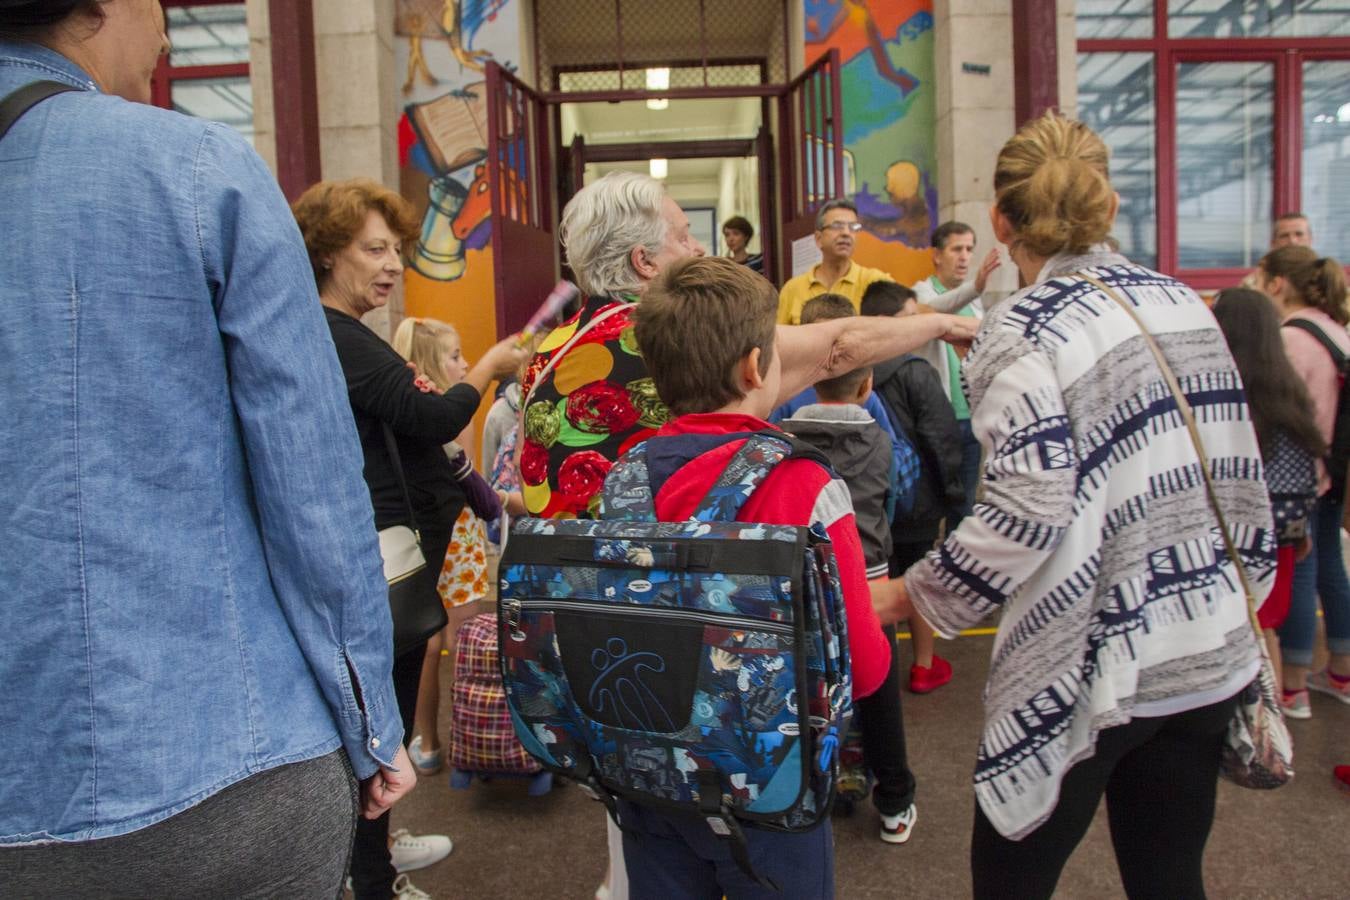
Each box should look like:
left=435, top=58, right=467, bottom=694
left=447, top=613, right=552, bottom=795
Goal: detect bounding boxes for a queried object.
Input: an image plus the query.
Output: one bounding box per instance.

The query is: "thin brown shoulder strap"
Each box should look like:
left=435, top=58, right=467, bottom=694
left=1079, top=273, right=1261, bottom=630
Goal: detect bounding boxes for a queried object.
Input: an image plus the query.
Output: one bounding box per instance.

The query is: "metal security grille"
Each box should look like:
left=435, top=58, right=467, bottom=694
left=535, top=0, right=788, bottom=92
left=555, top=62, right=766, bottom=93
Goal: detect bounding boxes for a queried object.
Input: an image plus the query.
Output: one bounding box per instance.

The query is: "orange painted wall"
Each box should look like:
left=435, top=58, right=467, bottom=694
left=403, top=249, right=499, bottom=462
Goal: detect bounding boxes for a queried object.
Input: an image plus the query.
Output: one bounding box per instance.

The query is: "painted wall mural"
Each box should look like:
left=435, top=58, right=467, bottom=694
left=395, top=0, right=520, bottom=352
left=805, top=0, right=936, bottom=286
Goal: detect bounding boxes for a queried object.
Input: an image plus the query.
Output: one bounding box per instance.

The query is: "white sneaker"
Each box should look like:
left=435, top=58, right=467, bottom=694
left=880, top=804, right=917, bottom=844
left=390, top=828, right=453, bottom=872
left=407, top=735, right=444, bottom=775
left=392, top=874, right=432, bottom=899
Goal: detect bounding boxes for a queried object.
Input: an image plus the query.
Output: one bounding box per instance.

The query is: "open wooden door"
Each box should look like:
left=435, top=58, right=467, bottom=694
left=486, top=62, right=557, bottom=335
left=776, top=50, right=846, bottom=284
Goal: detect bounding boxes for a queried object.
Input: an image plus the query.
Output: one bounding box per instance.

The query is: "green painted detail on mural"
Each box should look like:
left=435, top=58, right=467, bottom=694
left=839, top=24, right=935, bottom=196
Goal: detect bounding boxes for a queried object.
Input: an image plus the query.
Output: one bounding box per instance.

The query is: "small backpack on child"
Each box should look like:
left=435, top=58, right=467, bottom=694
left=497, top=432, right=851, bottom=886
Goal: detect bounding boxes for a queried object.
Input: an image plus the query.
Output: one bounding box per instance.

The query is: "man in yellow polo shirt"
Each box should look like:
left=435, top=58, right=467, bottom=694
left=778, top=198, right=893, bottom=324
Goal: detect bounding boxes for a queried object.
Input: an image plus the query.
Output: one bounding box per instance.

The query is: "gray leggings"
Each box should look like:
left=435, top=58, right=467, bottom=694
left=0, top=749, right=358, bottom=899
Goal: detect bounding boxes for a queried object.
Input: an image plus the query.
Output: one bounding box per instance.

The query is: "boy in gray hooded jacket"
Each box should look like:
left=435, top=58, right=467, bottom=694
left=781, top=295, right=918, bottom=844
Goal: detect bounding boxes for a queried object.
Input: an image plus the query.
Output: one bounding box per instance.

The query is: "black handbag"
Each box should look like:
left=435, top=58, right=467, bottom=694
left=380, top=425, right=449, bottom=656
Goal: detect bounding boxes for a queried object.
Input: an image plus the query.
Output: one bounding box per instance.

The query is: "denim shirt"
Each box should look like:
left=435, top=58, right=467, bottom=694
left=0, top=42, right=402, bottom=844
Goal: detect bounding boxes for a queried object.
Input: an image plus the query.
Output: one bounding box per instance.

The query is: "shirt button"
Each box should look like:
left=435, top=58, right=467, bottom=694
left=371, top=737, right=381, bottom=749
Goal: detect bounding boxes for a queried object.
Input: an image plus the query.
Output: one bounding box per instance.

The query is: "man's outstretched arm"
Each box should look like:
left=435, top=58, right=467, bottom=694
left=774, top=313, right=978, bottom=406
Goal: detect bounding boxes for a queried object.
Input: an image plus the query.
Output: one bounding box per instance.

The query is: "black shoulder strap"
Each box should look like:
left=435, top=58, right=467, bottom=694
left=1284, top=317, right=1349, bottom=369
left=0, top=80, right=79, bottom=142
left=381, top=424, right=421, bottom=535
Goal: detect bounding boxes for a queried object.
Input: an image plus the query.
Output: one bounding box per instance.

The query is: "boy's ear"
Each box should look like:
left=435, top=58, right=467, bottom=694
left=856, top=372, right=873, bottom=402
left=740, top=347, right=766, bottom=391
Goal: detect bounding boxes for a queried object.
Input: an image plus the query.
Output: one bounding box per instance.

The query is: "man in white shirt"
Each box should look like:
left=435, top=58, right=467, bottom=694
left=910, top=222, right=1000, bottom=525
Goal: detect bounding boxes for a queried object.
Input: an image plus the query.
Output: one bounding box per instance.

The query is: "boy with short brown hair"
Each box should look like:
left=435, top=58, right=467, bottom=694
left=621, top=256, right=891, bottom=896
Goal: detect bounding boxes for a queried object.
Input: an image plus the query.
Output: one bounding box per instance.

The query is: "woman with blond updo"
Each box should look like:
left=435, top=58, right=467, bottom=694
left=894, top=112, right=1276, bottom=898
left=1253, top=246, right=1350, bottom=719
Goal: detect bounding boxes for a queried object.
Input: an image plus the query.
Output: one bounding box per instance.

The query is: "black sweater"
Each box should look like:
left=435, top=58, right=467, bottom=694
left=871, top=353, right=966, bottom=542
left=324, top=307, right=478, bottom=531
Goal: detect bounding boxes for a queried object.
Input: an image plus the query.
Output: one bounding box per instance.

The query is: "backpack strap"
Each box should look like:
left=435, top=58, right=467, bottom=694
left=596, top=440, right=657, bottom=521
left=1284, top=317, right=1349, bottom=373
left=0, top=80, right=79, bottom=142
left=691, top=430, right=831, bottom=523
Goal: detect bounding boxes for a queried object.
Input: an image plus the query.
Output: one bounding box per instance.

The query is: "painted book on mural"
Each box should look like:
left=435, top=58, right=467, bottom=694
left=408, top=83, right=489, bottom=174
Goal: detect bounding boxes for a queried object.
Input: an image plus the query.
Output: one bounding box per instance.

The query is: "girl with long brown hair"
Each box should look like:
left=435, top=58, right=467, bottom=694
left=1212, top=287, right=1323, bottom=698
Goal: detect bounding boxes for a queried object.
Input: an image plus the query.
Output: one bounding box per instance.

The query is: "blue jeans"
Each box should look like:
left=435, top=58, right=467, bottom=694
left=1278, top=494, right=1350, bottom=666
left=619, top=802, right=834, bottom=899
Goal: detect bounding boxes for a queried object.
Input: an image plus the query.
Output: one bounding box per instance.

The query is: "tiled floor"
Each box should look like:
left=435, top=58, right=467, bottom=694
left=386, top=628, right=1349, bottom=899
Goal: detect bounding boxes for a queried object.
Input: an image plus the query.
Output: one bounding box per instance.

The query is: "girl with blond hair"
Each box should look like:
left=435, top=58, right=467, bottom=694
left=391, top=316, right=504, bottom=776
left=897, top=113, right=1275, bottom=898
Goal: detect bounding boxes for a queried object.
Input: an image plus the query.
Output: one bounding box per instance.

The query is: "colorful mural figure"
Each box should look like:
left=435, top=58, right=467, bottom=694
left=399, top=1, right=504, bottom=91
left=396, top=0, right=515, bottom=297
left=805, top=0, right=936, bottom=284
left=394, top=0, right=520, bottom=430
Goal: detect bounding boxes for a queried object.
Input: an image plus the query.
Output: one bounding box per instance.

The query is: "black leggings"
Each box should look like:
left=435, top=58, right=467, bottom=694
left=971, top=694, right=1237, bottom=900
left=349, top=521, right=452, bottom=900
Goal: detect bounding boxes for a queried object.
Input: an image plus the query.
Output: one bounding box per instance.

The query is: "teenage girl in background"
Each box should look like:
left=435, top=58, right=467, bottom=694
left=1212, top=287, right=1322, bottom=697
left=1253, top=248, right=1350, bottom=718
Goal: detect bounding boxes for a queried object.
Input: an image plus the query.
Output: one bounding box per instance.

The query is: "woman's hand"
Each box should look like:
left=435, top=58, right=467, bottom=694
left=869, top=576, right=915, bottom=626
left=461, top=336, right=530, bottom=397
left=405, top=361, right=439, bottom=394
left=480, top=335, right=530, bottom=379
left=360, top=744, right=417, bottom=819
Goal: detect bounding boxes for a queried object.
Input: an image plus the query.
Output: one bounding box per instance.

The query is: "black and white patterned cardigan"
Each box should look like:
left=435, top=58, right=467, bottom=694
left=906, top=247, right=1277, bottom=840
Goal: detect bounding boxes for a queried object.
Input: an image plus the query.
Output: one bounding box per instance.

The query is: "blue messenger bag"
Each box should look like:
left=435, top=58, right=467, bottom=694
left=498, top=432, right=852, bottom=889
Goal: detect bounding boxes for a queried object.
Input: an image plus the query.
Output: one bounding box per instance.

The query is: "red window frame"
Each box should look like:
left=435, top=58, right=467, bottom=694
left=1079, top=2, right=1350, bottom=289
left=150, top=0, right=250, bottom=112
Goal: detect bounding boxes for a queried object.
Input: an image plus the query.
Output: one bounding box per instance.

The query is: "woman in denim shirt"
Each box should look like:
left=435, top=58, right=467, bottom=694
left=1, top=2, right=413, bottom=894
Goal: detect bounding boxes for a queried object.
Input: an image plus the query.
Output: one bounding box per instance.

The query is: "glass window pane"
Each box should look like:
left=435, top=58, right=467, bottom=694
left=1077, top=0, right=1155, bottom=39
left=172, top=77, right=254, bottom=145
left=1175, top=62, right=1273, bottom=269
left=1302, top=61, right=1350, bottom=261
left=1078, top=53, right=1157, bottom=269
left=1169, top=0, right=1350, bottom=38
left=167, top=3, right=249, bottom=67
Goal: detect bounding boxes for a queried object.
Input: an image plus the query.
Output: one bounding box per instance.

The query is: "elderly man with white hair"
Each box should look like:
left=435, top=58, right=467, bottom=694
left=520, top=171, right=975, bottom=520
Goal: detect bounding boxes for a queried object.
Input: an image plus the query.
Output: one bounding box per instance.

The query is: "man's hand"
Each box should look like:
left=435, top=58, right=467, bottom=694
left=973, top=247, right=1003, bottom=294
left=360, top=744, right=417, bottom=820
left=937, top=313, right=979, bottom=349
left=870, top=576, right=914, bottom=626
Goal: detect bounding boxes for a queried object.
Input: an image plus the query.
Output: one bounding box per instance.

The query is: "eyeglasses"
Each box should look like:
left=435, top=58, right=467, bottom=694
left=819, top=221, right=863, bottom=233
